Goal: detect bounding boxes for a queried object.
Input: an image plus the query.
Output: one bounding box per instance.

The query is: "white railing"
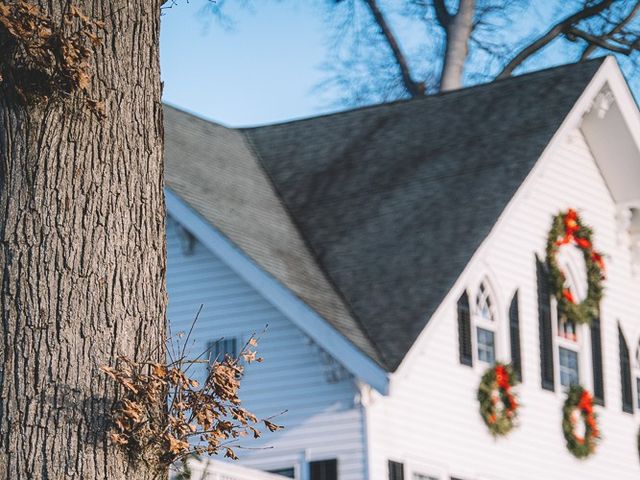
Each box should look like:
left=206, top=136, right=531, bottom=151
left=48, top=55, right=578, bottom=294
left=174, top=458, right=289, bottom=480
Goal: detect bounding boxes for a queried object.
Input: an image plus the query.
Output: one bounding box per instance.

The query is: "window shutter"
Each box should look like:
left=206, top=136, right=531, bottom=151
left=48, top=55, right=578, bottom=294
left=457, top=292, right=473, bottom=367
left=509, top=291, right=522, bottom=381
left=591, top=315, right=605, bottom=405
left=536, top=257, right=554, bottom=391
left=619, top=325, right=633, bottom=413
left=388, top=460, right=404, bottom=480
left=310, top=459, right=337, bottom=480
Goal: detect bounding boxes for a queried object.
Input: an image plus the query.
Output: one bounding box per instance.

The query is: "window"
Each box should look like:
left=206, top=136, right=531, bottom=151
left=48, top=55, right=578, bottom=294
left=207, top=337, right=238, bottom=366
left=476, top=328, right=495, bottom=364
left=268, top=467, right=295, bottom=478
left=557, top=314, right=579, bottom=389
left=310, top=459, right=337, bottom=480
left=476, top=282, right=495, bottom=322
left=388, top=460, right=404, bottom=480
left=474, top=281, right=497, bottom=365
left=558, top=318, right=577, bottom=341
left=559, top=347, right=579, bottom=387
left=552, top=261, right=585, bottom=391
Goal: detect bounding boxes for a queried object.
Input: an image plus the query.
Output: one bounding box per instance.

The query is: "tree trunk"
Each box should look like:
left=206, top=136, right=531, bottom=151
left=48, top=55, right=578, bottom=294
left=0, top=1, right=166, bottom=479
left=440, top=0, right=475, bottom=92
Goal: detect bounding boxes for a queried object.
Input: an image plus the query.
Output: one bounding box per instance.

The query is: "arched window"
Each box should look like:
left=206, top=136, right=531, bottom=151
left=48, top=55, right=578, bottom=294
left=555, top=263, right=581, bottom=389
left=474, top=280, right=497, bottom=365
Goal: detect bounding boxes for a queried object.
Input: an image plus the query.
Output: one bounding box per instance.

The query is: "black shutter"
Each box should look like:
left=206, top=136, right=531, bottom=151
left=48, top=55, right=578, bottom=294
left=457, top=292, right=473, bottom=367
left=591, top=315, right=605, bottom=405
left=388, top=460, right=404, bottom=480
left=536, top=257, right=554, bottom=391
left=509, top=291, right=522, bottom=381
left=619, top=325, right=633, bottom=413
left=310, top=459, right=337, bottom=480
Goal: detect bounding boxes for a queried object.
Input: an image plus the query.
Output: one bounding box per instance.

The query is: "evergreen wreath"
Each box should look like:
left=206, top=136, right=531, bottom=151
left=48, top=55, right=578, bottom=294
left=546, top=209, right=605, bottom=326
left=477, top=362, right=519, bottom=436
left=562, top=385, right=600, bottom=458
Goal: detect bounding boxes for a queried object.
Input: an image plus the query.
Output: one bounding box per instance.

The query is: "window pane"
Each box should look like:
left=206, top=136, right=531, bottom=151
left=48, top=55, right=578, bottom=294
left=477, top=327, right=495, bottom=364
left=388, top=461, right=404, bottom=480
left=559, top=347, right=579, bottom=387
left=208, top=338, right=237, bottom=367
left=476, top=283, right=494, bottom=322
left=558, top=318, right=577, bottom=342
left=310, top=459, right=337, bottom=480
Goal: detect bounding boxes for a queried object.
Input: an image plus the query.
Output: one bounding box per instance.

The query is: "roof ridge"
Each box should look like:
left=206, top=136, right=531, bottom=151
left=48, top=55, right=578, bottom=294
left=239, top=57, right=608, bottom=130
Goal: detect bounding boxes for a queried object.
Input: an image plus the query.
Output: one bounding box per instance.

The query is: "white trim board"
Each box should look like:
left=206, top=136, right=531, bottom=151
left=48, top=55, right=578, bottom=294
left=165, top=188, right=389, bottom=394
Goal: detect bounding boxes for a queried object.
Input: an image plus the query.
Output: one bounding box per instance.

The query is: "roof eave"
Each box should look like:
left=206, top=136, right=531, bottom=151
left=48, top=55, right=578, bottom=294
left=165, top=188, right=390, bottom=394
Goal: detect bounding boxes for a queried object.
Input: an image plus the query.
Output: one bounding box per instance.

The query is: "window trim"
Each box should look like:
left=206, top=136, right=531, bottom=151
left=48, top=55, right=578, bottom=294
left=471, top=279, right=500, bottom=368
left=551, top=296, right=590, bottom=393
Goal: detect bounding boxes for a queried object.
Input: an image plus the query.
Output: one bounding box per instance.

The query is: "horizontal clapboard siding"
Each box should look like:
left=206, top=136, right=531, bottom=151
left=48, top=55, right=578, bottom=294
left=366, top=129, right=640, bottom=480
left=166, top=218, right=366, bottom=480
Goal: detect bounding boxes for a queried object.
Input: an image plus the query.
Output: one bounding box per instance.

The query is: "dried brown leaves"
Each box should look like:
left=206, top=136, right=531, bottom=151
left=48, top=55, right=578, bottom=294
left=101, top=337, right=283, bottom=467
left=0, top=1, right=105, bottom=116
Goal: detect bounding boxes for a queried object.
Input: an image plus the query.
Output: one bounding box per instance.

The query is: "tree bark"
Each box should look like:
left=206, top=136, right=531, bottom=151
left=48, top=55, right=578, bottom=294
left=439, top=0, right=475, bottom=91
left=0, top=1, right=166, bottom=479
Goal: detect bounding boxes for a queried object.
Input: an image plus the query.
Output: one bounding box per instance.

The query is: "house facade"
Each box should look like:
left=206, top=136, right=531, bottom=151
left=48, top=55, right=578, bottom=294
left=164, top=57, right=640, bottom=480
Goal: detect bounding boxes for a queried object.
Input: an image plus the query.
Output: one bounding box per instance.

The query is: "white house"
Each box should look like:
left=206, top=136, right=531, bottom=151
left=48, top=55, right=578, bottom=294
left=163, top=57, right=640, bottom=480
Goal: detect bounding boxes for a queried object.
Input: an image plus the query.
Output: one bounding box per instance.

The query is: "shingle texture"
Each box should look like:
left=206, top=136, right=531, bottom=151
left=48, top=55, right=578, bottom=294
left=165, top=59, right=604, bottom=372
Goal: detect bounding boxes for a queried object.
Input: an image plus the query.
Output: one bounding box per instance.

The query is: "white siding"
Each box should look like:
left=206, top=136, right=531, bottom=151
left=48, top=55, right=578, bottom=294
left=166, top=218, right=367, bottom=480
left=367, top=129, right=640, bottom=480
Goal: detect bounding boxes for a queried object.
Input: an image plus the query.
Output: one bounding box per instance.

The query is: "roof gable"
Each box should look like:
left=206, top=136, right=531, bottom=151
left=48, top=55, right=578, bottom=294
left=166, top=58, right=607, bottom=372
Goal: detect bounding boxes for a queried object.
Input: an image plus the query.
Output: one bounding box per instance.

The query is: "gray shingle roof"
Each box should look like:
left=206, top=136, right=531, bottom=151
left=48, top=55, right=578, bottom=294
left=164, top=106, right=383, bottom=365
left=165, top=58, right=605, bottom=372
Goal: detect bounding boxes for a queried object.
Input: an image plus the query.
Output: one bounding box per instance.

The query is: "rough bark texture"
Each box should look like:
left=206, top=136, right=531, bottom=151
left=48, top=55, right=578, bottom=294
left=0, top=1, right=166, bottom=479
left=440, top=0, right=475, bottom=91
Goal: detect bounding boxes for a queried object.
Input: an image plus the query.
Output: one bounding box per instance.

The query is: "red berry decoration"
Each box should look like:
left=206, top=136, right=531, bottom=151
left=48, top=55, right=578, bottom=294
left=477, top=362, right=519, bottom=436
left=546, top=209, right=605, bottom=326
left=562, top=385, right=600, bottom=458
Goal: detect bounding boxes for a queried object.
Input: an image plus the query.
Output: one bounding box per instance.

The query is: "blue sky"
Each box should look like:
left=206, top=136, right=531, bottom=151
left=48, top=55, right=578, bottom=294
left=160, top=1, right=638, bottom=128
left=160, top=1, right=334, bottom=127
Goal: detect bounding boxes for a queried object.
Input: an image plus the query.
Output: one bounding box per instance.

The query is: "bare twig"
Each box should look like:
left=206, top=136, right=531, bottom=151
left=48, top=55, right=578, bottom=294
left=362, top=0, right=425, bottom=96
left=497, top=0, right=615, bottom=79
left=582, top=1, right=640, bottom=59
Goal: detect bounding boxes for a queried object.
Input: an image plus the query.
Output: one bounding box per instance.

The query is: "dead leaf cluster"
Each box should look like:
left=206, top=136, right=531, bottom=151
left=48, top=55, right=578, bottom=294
left=101, top=336, right=283, bottom=467
left=0, top=1, right=104, bottom=116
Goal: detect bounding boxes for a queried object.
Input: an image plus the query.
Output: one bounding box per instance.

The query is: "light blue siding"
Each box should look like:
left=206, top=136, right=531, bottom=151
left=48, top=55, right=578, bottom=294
left=167, top=216, right=367, bottom=480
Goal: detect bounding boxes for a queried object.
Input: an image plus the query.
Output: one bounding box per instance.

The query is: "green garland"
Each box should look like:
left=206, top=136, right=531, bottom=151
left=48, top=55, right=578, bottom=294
left=562, top=385, right=600, bottom=459
left=477, top=362, right=519, bottom=436
left=546, top=209, right=605, bottom=326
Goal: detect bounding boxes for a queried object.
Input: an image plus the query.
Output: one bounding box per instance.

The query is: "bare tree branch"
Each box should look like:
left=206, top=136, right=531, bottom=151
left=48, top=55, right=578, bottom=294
left=497, top=0, right=615, bottom=79
left=362, top=0, right=425, bottom=96
left=582, top=1, right=640, bottom=59
left=433, top=0, right=452, bottom=28
left=568, top=27, right=633, bottom=55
